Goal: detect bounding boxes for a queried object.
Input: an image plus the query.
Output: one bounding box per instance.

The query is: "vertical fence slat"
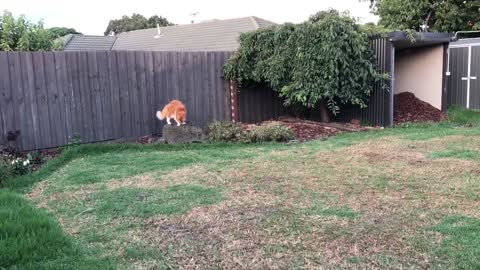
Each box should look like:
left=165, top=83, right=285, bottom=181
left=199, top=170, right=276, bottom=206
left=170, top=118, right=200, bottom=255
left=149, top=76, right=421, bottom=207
left=54, top=52, right=74, bottom=145
left=135, top=51, right=149, bottom=134
left=0, top=53, right=14, bottom=147
left=32, top=52, right=53, bottom=148
left=43, top=52, right=63, bottom=147
left=145, top=51, right=156, bottom=134
left=153, top=52, right=167, bottom=134
left=117, top=51, right=132, bottom=138
left=108, top=51, right=122, bottom=139
left=192, top=53, right=202, bottom=126
left=87, top=51, right=104, bottom=141
left=96, top=51, right=114, bottom=140
left=126, top=52, right=140, bottom=137
left=7, top=52, right=27, bottom=149
left=20, top=53, right=41, bottom=149
left=78, top=52, right=94, bottom=142
left=66, top=52, right=83, bottom=140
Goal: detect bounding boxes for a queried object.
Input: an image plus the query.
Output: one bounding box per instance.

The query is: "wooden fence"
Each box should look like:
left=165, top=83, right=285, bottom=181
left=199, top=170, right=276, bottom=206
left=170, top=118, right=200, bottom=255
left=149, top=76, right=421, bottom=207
left=0, top=51, right=233, bottom=151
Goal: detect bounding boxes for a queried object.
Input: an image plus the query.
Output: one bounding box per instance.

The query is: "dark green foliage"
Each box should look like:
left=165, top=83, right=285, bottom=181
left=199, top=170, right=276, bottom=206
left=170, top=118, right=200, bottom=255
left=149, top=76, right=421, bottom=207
left=249, top=123, right=295, bottom=142
left=104, top=13, right=174, bottom=36
left=224, top=10, right=387, bottom=115
left=369, top=0, right=480, bottom=32
left=0, top=160, right=13, bottom=186
left=10, top=158, right=31, bottom=176
left=0, top=10, right=62, bottom=51
left=27, top=151, right=45, bottom=165
left=206, top=121, right=248, bottom=142
left=48, top=27, right=81, bottom=38
left=0, top=189, right=114, bottom=269
left=448, top=106, right=480, bottom=127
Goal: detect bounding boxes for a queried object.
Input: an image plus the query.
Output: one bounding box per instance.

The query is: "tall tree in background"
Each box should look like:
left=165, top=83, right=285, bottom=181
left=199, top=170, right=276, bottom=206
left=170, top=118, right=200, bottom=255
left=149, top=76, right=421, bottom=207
left=0, top=10, right=62, bottom=51
left=104, top=14, right=174, bottom=36
left=225, top=10, right=387, bottom=122
left=366, top=0, right=480, bottom=32
left=48, top=27, right=81, bottom=38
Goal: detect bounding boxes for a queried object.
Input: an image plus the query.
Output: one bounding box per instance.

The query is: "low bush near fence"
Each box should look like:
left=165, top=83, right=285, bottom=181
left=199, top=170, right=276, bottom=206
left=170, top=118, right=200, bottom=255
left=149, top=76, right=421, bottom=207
left=205, top=122, right=248, bottom=143
left=206, top=121, right=294, bottom=143
left=0, top=160, right=13, bottom=186
left=249, top=122, right=295, bottom=142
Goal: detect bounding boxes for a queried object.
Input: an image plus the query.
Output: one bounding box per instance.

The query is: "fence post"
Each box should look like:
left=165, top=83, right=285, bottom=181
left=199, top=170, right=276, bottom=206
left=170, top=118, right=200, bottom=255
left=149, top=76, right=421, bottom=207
left=229, top=80, right=239, bottom=122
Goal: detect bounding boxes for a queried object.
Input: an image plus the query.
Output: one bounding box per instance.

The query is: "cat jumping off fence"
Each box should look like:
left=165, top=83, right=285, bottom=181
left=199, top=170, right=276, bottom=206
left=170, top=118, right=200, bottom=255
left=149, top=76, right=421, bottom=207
left=156, top=100, right=187, bottom=126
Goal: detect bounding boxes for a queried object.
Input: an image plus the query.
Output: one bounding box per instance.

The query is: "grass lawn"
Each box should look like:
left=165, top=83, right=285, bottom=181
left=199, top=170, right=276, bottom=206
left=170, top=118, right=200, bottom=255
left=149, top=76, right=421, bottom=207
left=2, top=121, right=480, bottom=269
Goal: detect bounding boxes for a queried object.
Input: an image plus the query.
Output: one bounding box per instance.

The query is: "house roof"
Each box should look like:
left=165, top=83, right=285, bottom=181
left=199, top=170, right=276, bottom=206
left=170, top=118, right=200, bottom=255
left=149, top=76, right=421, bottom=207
left=63, top=35, right=117, bottom=51
left=112, top=16, right=276, bottom=51
left=63, top=16, right=276, bottom=52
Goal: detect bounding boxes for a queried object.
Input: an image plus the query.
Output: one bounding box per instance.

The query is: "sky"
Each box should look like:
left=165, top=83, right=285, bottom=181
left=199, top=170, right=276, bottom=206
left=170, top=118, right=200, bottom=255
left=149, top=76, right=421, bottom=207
left=3, top=0, right=378, bottom=35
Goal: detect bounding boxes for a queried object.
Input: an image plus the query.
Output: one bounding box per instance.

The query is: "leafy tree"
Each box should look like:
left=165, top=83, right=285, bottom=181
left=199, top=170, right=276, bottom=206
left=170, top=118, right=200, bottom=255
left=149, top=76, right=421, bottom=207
left=0, top=10, right=62, bottom=51
left=48, top=27, right=81, bottom=38
left=104, top=13, right=174, bottom=36
left=366, top=0, right=480, bottom=32
left=224, top=10, right=387, bottom=122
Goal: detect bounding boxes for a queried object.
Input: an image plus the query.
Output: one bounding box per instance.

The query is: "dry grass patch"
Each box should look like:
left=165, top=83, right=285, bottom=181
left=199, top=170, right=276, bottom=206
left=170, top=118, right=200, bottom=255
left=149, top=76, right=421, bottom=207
left=20, top=126, right=480, bottom=269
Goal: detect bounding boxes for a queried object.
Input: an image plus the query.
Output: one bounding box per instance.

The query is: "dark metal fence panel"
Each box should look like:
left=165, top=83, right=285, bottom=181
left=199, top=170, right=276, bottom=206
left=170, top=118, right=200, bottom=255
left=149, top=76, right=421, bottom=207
left=333, top=37, right=393, bottom=126
left=448, top=47, right=469, bottom=108
left=237, top=86, right=290, bottom=123
left=0, top=51, right=232, bottom=151
left=470, top=46, right=480, bottom=109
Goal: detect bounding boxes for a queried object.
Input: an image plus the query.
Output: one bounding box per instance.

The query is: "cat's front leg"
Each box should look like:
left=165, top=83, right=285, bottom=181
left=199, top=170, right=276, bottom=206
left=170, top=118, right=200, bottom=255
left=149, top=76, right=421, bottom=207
left=174, top=118, right=181, bottom=126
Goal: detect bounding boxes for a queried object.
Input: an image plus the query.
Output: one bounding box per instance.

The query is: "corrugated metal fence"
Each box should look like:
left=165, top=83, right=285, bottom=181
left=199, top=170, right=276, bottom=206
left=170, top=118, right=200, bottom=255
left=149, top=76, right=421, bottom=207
left=333, top=37, right=393, bottom=126
left=237, top=85, right=290, bottom=123
left=0, top=51, right=232, bottom=150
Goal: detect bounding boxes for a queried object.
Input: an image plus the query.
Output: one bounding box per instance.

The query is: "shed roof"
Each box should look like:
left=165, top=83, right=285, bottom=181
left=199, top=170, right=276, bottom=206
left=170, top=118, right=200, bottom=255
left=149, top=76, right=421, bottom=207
left=450, top=37, right=480, bottom=47
left=389, top=32, right=453, bottom=50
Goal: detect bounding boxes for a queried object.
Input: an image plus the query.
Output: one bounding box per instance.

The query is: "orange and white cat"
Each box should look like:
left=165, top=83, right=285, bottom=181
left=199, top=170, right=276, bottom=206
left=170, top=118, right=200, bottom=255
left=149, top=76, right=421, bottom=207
left=156, top=100, right=187, bottom=126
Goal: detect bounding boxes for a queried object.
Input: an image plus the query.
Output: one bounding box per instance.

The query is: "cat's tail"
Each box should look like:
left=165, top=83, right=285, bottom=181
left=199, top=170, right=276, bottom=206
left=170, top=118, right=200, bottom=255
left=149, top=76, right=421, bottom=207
left=156, top=111, right=165, bottom=120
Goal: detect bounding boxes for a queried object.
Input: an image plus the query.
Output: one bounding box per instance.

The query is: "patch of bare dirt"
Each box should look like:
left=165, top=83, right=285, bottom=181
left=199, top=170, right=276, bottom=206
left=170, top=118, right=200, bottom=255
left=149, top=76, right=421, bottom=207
left=143, top=203, right=275, bottom=269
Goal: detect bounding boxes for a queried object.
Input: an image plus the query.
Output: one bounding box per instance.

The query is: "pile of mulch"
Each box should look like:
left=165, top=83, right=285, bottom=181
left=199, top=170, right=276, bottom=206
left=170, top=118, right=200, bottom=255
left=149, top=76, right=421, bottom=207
left=394, top=92, right=446, bottom=124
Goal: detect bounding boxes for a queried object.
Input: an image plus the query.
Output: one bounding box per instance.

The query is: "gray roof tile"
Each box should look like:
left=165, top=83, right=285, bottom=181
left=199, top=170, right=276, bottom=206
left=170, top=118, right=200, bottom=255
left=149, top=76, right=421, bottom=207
left=64, top=35, right=117, bottom=51
left=112, top=16, right=276, bottom=52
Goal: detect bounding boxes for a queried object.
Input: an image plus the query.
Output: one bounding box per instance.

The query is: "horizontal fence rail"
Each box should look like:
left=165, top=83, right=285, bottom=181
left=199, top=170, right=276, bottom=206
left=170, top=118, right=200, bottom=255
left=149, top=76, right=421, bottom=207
left=0, top=51, right=233, bottom=150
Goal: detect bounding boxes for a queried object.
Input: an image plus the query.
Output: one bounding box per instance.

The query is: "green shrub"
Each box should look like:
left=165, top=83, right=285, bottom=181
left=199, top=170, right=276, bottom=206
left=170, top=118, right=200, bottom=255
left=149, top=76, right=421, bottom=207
left=27, top=151, right=45, bottom=165
left=0, top=160, right=13, bottom=186
left=448, top=106, right=480, bottom=127
left=249, top=123, right=295, bottom=142
left=206, top=122, right=248, bottom=142
left=206, top=121, right=295, bottom=143
left=11, top=157, right=32, bottom=176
